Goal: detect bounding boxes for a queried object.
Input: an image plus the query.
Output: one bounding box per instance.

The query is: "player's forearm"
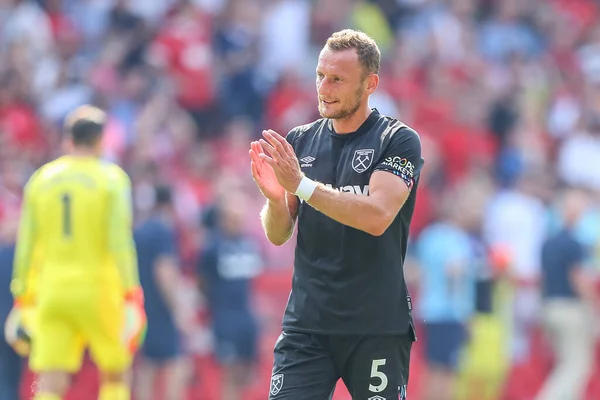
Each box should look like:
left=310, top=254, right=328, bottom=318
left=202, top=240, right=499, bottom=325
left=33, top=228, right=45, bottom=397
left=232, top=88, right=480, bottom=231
left=111, top=232, right=140, bottom=292
left=11, top=244, right=33, bottom=301
left=155, top=258, right=182, bottom=313
left=260, top=198, right=294, bottom=246
left=116, top=243, right=140, bottom=292
left=307, top=184, right=392, bottom=236
left=11, top=206, right=35, bottom=300
left=109, top=172, right=140, bottom=293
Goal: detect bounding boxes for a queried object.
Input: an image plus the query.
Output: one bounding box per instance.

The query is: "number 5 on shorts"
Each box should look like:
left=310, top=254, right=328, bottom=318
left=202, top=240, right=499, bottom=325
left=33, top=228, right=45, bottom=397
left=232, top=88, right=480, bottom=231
left=369, top=359, right=388, bottom=393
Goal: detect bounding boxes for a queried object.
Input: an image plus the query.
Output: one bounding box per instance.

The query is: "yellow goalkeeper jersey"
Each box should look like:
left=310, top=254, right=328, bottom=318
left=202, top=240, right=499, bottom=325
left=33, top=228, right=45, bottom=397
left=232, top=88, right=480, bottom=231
left=11, top=155, right=139, bottom=299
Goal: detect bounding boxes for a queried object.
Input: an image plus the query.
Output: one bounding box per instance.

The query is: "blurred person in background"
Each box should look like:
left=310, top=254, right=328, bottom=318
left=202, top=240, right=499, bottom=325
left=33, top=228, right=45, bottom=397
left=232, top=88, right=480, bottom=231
left=416, top=187, right=477, bottom=400
left=535, top=188, right=598, bottom=400
left=454, top=175, right=509, bottom=400
left=0, top=214, right=21, bottom=400
left=483, top=168, right=548, bottom=363
left=134, top=184, right=191, bottom=400
left=6, top=105, right=145, bottom=400
left=197, top=190, right=263, bottom=400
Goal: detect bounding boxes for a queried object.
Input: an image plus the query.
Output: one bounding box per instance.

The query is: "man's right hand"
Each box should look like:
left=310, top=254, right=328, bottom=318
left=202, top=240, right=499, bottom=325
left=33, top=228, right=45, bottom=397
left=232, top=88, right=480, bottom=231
left=250, top=141, right=286, bottom=202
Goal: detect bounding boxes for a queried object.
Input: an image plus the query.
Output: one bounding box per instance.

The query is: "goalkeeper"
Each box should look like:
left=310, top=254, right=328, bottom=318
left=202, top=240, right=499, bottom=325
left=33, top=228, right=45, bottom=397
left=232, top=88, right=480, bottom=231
left=5, top=105, right=146, bottom=400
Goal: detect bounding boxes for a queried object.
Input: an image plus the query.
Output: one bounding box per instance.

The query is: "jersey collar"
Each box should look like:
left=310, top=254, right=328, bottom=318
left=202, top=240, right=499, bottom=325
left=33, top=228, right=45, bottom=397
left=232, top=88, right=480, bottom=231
left=327, top=108, right=380, bottom=138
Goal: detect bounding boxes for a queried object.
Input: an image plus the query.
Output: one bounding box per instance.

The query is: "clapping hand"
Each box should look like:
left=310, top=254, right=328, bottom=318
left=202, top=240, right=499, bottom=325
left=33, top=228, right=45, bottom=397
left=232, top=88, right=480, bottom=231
left=254, top=130, right=303, bottom=194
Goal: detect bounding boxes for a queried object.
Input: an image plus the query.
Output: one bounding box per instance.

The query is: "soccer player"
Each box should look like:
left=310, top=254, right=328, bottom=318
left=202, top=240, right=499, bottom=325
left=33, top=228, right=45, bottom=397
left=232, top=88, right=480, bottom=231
left=6, top=105, right=145, bottom=400
left=249, top=29, right=423, bottom=400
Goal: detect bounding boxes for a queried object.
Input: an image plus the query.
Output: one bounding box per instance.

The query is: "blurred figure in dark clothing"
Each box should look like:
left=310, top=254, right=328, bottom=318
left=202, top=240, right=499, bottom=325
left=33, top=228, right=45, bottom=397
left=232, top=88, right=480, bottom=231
left=0, top=214, right=22, bottom=400
left=134, top=185, right=191, bottom=400
left=536, top=188, right=598, bottom=400
left=198, top=191, right=263, bottom=400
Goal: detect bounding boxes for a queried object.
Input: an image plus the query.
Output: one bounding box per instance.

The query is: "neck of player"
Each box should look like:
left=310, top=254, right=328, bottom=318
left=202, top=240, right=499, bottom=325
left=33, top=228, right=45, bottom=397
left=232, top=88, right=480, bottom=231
left=70, top=144, right=100, bottom=158
left=331, top=104, right=373, bottom=134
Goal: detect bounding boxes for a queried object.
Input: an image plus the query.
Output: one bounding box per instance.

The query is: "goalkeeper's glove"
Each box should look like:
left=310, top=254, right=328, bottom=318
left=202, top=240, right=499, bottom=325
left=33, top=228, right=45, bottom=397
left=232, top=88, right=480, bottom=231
left=4, top=300, right=34, bottom=357
left=123, top=286, right=147, bottom=354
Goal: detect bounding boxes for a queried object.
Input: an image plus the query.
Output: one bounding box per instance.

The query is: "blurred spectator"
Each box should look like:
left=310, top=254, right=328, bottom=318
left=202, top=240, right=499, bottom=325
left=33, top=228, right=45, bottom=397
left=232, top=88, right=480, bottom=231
left=134, top=185, right=192, bottom=400
left=557, top=111, right=600, bottom=192
left=213, top=0, right=263, bottom=122
left=256, top=0, right=311, bottom=86
left=146, top=0, right=218, bottom=138
left=478, top=0, right=544, bottom=64
left=536, top=188, right=598, bottom=400
left=197, top=190, right=263, bottom=400
left=415, top=188, right=478, bottom=400
left=0, top=214, right=21, bottom=400
left=483, top=169, right=549, bottom=363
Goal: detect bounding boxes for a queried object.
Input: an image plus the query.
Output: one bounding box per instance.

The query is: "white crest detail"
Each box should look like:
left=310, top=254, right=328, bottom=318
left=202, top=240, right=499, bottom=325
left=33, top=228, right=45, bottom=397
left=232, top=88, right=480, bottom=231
left=352, top=149, right=374, bottom=173
left=270, top=374, right=284, bottom=396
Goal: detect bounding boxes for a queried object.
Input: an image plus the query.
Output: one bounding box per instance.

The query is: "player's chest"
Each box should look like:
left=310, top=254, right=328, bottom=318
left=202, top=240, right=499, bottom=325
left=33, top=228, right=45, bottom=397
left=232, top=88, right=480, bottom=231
left=296, top=134, right=383, bottom=190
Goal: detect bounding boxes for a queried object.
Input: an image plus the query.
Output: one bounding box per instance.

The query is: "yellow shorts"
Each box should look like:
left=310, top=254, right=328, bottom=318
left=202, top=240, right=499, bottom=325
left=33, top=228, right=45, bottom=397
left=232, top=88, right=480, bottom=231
left=30, top=286, right=132, bottom=373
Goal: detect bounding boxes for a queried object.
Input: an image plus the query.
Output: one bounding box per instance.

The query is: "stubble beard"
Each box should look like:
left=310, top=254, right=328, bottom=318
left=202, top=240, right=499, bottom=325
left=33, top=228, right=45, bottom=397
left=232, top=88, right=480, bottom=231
left=318, top=87, right=364, bottom=121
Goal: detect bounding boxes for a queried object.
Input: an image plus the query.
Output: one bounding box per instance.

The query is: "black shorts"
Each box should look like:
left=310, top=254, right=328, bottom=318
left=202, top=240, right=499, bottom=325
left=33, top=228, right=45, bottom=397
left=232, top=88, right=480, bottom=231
left=423, top=322, right=466, bottom=370
left=213, top=313, right=259, bottom=365
left=269, top=328, right=415, bottom=400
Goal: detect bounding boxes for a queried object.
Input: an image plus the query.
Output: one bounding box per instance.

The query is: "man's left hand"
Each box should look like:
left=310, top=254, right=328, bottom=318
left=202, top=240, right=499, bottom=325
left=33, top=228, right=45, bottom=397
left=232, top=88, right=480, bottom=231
left=258, top=130, right=303, bottom=193
left=4, top=305, right=32, bottom=357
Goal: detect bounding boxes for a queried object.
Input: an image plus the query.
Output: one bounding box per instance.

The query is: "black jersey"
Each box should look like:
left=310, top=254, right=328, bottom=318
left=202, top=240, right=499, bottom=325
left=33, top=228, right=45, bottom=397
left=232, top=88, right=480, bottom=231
left=282, top=109, right=423, bottom=335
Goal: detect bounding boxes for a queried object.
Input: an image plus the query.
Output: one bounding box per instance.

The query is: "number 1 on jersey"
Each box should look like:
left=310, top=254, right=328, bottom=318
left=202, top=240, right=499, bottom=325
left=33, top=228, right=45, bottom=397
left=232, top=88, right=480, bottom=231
left=61, top=193, right=72, bottom=237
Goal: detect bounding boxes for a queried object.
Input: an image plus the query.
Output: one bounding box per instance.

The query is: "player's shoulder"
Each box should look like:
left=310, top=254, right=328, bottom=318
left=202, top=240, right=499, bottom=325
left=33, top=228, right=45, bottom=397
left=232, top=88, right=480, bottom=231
left=98, top=160, right=131, bottom=184
left=142, top=217, right=174, bottom=236
left=378, top=113, right=421, bottom=143
left=286, top=119, right=328, bottom=145
left=26, top=157, right=67, bottom=188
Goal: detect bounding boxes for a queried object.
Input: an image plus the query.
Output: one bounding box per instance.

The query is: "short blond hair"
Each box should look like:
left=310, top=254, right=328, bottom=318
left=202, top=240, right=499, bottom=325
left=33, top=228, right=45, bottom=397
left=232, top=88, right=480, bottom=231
left=326, top=29, right=381, bottom=75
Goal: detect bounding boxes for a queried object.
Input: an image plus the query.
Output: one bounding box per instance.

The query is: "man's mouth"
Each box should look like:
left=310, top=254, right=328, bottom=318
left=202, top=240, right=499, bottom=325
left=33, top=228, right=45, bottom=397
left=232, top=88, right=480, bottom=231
left=321, top=100, right=337, bottom=105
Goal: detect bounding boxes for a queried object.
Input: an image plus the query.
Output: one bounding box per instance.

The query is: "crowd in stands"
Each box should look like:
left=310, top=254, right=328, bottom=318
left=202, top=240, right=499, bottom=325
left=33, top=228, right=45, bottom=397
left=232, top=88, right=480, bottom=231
left=1, top=0, right=600, bottom=399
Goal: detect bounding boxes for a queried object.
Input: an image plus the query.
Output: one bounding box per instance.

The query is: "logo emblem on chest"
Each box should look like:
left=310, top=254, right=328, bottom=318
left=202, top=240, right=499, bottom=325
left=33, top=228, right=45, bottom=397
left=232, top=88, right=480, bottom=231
left=300, top=155, right=315, bottom=167
left=352, top=149, right=374, bottom=173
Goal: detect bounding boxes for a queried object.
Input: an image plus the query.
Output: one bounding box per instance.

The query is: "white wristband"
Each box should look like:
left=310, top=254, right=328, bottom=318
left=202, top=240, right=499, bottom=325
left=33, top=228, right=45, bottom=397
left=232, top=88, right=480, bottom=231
left=295, top=176, right=318, bottom=202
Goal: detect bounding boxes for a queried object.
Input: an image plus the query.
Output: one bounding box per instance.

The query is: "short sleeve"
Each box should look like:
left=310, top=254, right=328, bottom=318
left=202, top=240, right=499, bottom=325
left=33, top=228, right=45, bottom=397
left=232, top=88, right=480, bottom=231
left=374, top=127, right=423, bottom=192
left=568, top=238, right=586, bottom=267
left=285, top=128, right=298, bottom=149
left=155, top=224, right=177, bottom=261
left=197, top=242, right=218, bottom=279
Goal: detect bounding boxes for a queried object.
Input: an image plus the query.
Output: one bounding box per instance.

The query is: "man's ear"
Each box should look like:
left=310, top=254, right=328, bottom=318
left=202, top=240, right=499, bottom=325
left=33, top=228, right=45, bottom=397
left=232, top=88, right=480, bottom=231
left=62, top=137, right=73, bottom=153
left=366, top=73, right=379, bottom=95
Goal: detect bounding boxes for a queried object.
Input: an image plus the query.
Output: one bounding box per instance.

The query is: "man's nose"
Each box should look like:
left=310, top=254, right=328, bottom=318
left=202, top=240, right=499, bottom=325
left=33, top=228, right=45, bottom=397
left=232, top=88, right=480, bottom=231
left=317, top=78, right=329, bottom=94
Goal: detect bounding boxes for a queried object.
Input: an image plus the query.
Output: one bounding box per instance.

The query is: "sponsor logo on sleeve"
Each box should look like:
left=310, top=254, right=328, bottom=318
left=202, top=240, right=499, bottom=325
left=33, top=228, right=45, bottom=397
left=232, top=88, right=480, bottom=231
left=380, top=156, right=415, bottom=177
left=380, top=156, right=416, bottom=190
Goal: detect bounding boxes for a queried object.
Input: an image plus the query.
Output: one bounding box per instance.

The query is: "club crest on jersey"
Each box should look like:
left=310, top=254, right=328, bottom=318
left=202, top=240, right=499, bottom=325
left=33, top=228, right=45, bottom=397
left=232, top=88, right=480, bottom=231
left=270, top=374, right=284, bottom=396
left=352, top=149, right=374, bottom=173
